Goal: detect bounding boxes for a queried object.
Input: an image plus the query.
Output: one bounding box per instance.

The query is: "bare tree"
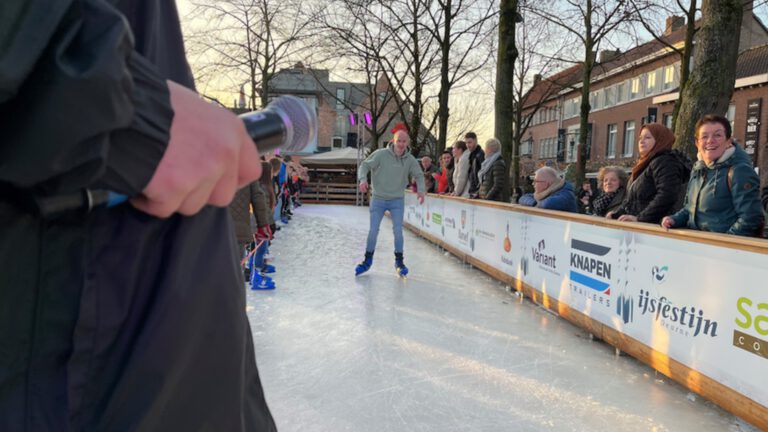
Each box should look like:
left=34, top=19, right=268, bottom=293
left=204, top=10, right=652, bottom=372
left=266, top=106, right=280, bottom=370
left=527, top=0, right=645, bottom=185
left=674, top=0, right=743, bottom=157
left=186, top=0, right=315, bottom=110
left=426, top=0, right=498, bottom=154
left=629, top=0, right=699, bottom=131
left=312, top=0, right=404, bottom=151
left=374, top=0, right=443, bottom=156
left=509, top=11, right=570, bottom=190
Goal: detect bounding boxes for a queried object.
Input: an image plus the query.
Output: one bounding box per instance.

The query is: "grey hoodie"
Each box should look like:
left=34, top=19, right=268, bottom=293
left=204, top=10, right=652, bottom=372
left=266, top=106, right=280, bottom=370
left=358, top=144, right=425, bottom=200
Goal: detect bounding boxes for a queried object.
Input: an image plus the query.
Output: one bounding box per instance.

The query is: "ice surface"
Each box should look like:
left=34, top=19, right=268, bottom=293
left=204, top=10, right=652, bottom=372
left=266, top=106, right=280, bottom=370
left=246, top=205, right=757, bottom=432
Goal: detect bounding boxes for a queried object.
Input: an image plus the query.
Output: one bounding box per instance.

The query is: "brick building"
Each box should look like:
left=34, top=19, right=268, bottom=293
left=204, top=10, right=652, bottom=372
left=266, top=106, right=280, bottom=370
left=521, top=10, right=768, bottom=181
left=267, top=64, right=405, bottom=155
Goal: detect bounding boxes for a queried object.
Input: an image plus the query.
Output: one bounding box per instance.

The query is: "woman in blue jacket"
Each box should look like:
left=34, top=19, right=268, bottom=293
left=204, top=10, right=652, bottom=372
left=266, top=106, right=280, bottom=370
left=662, top=115, right=764, bottom=237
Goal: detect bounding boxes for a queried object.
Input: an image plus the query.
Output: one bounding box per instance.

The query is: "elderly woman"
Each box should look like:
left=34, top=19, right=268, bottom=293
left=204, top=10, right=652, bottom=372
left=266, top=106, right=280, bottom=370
left=662, top=115, right=764, bottom=237
left=451, top=140, right=471, bottom=197
left=478, top=138, right=510, bottom=202
left=592, top=166, right=628, bottom=217
left=519, top=167, right=578, bottom=212
left=608, top=123, right=691, bottom=223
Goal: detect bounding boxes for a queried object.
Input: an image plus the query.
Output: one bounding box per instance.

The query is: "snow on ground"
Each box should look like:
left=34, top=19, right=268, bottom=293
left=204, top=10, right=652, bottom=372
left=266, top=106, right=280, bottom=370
left=245, top=204, right=757, bottom=432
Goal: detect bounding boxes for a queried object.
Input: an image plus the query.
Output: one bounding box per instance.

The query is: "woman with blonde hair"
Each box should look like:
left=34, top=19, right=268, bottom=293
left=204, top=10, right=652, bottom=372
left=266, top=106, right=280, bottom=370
left=592, top=166, right=628, bottom=217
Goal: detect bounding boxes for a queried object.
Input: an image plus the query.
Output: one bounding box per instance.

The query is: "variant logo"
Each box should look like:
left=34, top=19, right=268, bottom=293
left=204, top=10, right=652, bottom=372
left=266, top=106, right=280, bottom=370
left=652, top=265, right=669, bottom=284
left=569, top=239, right=612, bottom=308
left=637, top=290, right=718, bottom=338
left=733, top=296, right=768, bottom=360
left=531, top=239, right=559, bottom=276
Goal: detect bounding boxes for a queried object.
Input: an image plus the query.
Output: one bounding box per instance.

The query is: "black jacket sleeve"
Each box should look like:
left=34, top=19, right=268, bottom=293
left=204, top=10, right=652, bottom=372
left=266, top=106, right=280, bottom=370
left=0, top=0, right=172, bottom=196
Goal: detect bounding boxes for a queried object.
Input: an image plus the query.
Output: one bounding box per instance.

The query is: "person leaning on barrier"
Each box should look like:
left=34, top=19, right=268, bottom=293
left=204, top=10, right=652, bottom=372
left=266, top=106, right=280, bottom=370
left=451, top=140, right=471, bottom=197
left=465, top=131, right=486, bottom=198
left=0, top=1, right=276, bottom=430
left=607, top=123, right=691, bottom=223
left=592, top=166, right=628, bottom=217
left=477, top=138, right=510, bottom=202
left=662, top=115, right=764, bottom=237
left=518, top=167, right=579, bottom=212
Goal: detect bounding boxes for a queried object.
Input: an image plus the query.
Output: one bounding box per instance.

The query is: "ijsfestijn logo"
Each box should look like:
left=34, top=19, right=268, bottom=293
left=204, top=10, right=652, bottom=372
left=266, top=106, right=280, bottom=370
left=636, top=290, right=719, bottom=338
left=733, top=296, right=768, bottom=360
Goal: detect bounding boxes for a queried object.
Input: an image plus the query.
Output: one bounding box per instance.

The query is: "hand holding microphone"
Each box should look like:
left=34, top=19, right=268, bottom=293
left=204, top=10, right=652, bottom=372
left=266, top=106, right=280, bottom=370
left=133, top=83, right=317, bottom=217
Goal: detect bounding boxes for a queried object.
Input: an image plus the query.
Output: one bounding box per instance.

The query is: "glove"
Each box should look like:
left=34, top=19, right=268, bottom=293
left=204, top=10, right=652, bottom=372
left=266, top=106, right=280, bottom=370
left=255, top=225, right=273, bottom=241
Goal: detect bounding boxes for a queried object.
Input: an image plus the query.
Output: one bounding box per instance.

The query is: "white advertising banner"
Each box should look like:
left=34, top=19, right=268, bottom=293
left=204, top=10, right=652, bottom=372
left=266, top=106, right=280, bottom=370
left=405, top=194, right=768, bottom=409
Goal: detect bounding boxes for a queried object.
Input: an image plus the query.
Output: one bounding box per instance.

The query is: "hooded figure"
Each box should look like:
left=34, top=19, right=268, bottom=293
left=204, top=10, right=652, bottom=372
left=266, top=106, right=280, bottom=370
left=611, top=123, right=692, bottom=223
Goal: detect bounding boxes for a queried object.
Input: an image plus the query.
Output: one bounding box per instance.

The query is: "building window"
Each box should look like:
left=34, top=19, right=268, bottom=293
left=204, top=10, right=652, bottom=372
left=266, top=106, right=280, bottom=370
left=332, top=137, right=343, bottom=149
left=521, top=139, right=532, bottom=156
left=663, top=113, right=673, bottom=129
left=663, top=65, right=675, bottom=90
left=630, top=77, right=641, bottom=99
left=616, top=83, right=625, bottom=104
left=335, top=88, right=346, bottom=109
left=646, top=71, right=657, bottom=95
left=607, top=124, right=617, bottom=158
left=335, top=115, right=347, bottom=136
left=604, top=86, right=615, bottom=107
left=623, top=120, right=635, bottom=157
left=726, top=104, right=736, bottom=132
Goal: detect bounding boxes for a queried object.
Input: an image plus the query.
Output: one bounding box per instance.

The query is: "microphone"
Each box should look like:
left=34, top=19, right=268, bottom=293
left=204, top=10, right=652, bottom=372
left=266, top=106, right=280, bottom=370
left=240, top=95, right=318, bottom=154
left=35, top=95, right=318, bottom=216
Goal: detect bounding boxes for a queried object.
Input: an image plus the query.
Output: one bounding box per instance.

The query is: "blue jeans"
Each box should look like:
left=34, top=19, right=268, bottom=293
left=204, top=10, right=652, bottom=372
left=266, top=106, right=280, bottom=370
left=366, top=198, right=405, bottom=254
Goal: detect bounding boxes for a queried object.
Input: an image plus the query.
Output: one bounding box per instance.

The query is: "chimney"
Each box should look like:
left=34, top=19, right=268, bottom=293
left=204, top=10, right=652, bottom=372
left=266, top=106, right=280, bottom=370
left=533, top=74, right=542, bottom=85
left=664, top=16, right=685, bottom=36
left=598, top=50, right=620, bottom=63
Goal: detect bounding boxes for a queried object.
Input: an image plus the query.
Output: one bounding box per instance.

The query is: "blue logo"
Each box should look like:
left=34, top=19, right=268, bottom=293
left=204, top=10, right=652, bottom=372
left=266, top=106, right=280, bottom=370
left=652, top=265, right=668, bottom=284
left=570, top=239, right=612, bottom=294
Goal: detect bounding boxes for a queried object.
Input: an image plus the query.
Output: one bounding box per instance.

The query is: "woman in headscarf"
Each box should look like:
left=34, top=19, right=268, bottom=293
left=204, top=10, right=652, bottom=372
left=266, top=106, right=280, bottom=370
left=607, top=123, right=691, bottom=223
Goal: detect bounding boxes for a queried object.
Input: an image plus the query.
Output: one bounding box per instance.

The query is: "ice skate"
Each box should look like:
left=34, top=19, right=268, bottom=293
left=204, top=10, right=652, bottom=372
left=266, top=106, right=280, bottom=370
left=394, top=252, right=408, bottom=278
left=355, top=251, right=374, bottom=276
left=250, top=273, right=276, bottom=290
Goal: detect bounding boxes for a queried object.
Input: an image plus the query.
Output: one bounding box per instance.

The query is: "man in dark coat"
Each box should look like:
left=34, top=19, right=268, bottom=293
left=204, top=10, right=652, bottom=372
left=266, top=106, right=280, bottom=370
left=0, top=1, right=276, bottom=430
left=465, top=131, right=486, bottom=198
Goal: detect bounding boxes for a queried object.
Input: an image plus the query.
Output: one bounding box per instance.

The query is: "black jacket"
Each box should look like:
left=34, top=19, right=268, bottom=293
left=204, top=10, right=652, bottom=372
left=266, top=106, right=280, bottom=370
left=615, top=150, right=692, bottom=223
left=478, top=157, right=510, bottom=202
left=467, top=146, right=485, bottom=196
left=0, top=1, right=275, bottom=430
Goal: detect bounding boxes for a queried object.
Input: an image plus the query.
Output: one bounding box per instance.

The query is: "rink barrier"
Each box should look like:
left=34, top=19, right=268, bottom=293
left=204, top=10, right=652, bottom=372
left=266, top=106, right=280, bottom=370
left=402, top=191, right=768, bottom=430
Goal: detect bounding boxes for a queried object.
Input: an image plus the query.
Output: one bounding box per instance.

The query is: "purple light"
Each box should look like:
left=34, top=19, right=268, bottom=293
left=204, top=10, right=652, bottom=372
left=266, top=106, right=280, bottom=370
left=349, top=112, right=357, bottom=126
left=364, top=111, right=372, bottom=126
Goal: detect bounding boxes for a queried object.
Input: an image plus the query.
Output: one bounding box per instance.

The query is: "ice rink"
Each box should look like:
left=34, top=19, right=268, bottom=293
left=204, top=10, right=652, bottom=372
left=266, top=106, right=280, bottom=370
left=246, top=205, right=757, bottom=432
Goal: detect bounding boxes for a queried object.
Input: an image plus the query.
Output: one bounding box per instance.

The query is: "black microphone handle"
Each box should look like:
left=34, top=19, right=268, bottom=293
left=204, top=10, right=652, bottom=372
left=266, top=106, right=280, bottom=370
left=241, top=110, right=289, bottom=153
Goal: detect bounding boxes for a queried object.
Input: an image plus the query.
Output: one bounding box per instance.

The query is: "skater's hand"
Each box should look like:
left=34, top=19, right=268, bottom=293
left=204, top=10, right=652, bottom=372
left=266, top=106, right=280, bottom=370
left=131, top=81, right=261, bottom=218
left=359, top=181, right=369, bottom=193
left=255, top=225, right=272, bottom=241
left=418, top=192, right=425, bottom=204
left=660, top=217, right=675, bottom=231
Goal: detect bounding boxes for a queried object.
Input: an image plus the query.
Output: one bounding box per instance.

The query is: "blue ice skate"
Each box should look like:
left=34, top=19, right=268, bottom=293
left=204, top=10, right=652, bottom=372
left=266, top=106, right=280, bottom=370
left=355, top=252, right=374, bottom=276
left=250, top=273, right=276, bottom=290
left=394, top=252, right=408, bottom=278
left=261, top=264, right=276, bottom=274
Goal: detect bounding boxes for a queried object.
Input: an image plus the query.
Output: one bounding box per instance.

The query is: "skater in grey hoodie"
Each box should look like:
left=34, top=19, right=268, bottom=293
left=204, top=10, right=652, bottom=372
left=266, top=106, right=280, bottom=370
left=355, top=128, right=425, bottom=276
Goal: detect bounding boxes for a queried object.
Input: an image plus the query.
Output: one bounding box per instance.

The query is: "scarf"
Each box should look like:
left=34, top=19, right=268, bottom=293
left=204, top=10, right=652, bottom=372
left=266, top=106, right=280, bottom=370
left=592, top=189, right=619, bottom=216
left=478, top=151, right=501, bottom=184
